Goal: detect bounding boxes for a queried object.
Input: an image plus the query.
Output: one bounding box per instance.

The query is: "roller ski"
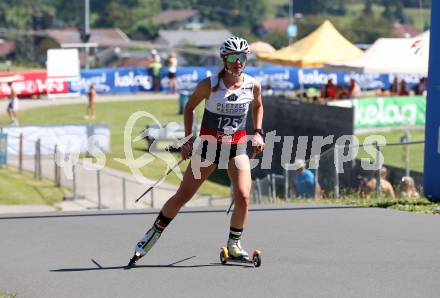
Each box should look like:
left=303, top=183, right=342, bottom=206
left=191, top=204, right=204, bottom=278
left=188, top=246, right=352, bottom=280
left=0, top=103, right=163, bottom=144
left=219, top=239, right=261, bottom=267
left=126, top=227, right=161, bottom=269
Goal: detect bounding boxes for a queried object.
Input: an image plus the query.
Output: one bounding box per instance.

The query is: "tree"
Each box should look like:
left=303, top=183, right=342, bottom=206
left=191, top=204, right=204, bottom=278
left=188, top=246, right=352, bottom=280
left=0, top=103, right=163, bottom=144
left=394, top=2, right=407, bottom=23
left=363, top=0, right=374, bottom=15
left=262, top=31, right=289, bottom=49
left=351, top=14, right=394, bottom=44
left=198, top=0, right=267, bottom=28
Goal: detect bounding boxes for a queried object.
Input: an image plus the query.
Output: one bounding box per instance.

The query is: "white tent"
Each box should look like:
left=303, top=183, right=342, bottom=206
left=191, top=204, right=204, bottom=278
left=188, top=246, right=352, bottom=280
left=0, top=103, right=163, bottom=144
left=325, top=31, right=430, bottom=75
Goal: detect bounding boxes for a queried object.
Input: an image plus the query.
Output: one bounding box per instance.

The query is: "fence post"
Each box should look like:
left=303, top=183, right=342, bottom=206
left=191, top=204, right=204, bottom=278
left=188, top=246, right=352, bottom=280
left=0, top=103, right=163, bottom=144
left=334, top=145, right=340, bottom=199
left=54, top=145, right=60, bottom=187
left=97, top=170, right=102, bottom=210
left=314, top=167, right=319, bottom=199
left=151, top=188, right=155, bottom=208
left=72, top=164, right=77, bottom=199
left=271, top=174, right=276, bottom=200
left=54, top=145, right=57, bottom=185
left=34, top=140, right=38, bottom=179
left=375, top=142, right=382, bottom=198
left=405, top=130, right=411, bottom=177
left=37, top=139, right=42, bottom=179
left=284, top=164, right=289, bottom=200
left=19, top=133, right=23, bottom=173
left=122, top=177, right=127, bottom=210
left=255, top=178, right=262, bottom=204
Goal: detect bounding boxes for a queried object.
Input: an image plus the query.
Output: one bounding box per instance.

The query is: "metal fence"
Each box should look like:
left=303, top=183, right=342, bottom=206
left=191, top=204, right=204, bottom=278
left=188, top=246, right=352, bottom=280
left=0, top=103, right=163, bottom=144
left=1, top=127, right=426, bottom=209
left=250, top=138, right=425, bottom=202
left=1, top=131, right=226, bottom=210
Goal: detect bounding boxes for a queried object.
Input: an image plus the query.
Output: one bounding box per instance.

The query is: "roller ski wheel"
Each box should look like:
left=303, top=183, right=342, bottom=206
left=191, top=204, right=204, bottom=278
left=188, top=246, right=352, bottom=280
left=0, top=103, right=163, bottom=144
left=126, top=252, right=142, bottom=269
left=219, top=247, right=262, bottom=267
left=252, top=250, right=262, bottom=267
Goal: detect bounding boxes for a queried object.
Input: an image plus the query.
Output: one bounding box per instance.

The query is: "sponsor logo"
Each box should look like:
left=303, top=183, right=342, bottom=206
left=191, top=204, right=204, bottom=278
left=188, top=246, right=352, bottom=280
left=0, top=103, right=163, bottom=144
left=354, top=97, right=418, bottom=126
left=298, top=69, right=338, bottom=85
left=114, top=72, right=152, bottom=89
left=227, top=94, right=238, bottom=101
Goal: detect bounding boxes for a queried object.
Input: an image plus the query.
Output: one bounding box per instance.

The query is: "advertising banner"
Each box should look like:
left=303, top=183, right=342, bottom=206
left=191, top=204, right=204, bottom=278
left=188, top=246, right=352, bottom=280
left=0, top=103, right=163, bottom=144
left=353, top=96, right=426, bottom=129
left=0, top=71, right=69, bottom=98
left=73, top=67, right=420, bottom=94
left=0, top=67, right=425, bottom=97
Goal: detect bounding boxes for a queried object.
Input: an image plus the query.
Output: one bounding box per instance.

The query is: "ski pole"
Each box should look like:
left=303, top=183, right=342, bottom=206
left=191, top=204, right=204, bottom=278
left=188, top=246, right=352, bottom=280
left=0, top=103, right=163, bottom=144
left=135, top=158, right=185, bottom=203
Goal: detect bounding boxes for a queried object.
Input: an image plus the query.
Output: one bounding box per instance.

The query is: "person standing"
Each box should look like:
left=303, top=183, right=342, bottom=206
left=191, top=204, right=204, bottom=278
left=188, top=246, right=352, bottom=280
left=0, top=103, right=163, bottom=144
left=166, top=51, right=178, bottom=94
left=149, top=51, right=162, bottom=93
left=85, top=84, right=96, bottom=119
left=6, top=82, right=19, bottom=125
left=128, top=36, right=265, bottom=266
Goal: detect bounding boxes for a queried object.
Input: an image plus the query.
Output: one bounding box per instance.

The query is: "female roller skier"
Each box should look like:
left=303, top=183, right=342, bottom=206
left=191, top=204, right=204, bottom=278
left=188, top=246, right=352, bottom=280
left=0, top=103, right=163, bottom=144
left=128, top=36, right=265, bottom=266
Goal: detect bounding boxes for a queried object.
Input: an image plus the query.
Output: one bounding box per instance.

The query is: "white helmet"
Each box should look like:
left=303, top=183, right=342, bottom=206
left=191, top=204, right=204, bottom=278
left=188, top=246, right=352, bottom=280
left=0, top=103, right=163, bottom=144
left=220, top=36, right=250, bottom=56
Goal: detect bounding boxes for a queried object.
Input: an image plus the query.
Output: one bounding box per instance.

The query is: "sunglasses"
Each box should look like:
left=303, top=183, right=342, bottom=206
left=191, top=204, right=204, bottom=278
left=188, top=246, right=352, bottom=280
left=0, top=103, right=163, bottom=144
left=226, top=53, right=247, bottom=63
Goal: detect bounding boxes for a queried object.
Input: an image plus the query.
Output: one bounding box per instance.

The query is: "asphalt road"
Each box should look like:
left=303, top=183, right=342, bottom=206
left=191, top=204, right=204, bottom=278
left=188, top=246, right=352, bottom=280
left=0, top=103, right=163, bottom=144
left=1, top=204, right=440, bottom=298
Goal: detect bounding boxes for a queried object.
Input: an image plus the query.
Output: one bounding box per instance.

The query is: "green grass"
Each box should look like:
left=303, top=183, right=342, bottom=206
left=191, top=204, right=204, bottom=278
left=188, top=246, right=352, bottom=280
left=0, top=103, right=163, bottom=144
left=357, top=129, right=425, bottom=172
left=286, top=196, right=440, bottom=214
left=0, top=99, right=231, bottom=197
left=265, top=1, right=430, bottom=29
left=0, top=292, right=16, bottom=298
left=0, top=167, right=69, bottom=205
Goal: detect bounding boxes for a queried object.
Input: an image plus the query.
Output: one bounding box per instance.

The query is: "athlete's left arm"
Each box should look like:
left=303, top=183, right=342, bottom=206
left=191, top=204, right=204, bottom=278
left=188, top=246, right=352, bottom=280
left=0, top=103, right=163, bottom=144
left=252, top=80, right=265, bottom=153
left=252, top=80, right=264, bottom=131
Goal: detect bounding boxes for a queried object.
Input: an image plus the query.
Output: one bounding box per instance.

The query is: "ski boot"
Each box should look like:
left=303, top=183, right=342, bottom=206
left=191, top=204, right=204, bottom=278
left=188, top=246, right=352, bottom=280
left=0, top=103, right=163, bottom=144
left=219, top=239, right=262, bottom=267
left=126, top=227, right=161, bottom=268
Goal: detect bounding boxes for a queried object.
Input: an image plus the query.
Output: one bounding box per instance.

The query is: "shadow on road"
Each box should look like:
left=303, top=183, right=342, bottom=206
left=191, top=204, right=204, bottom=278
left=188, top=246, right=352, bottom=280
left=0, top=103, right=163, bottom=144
left=50, top=256, right=252, bottom=272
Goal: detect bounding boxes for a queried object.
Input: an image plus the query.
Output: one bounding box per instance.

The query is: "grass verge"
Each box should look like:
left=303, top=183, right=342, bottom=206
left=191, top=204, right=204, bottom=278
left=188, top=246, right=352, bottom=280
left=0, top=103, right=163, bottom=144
left=285, top=196, right=440, bottom=214
left=0, top=167, right=70, bottom=205
left=0, top=292, right=16, bottom=298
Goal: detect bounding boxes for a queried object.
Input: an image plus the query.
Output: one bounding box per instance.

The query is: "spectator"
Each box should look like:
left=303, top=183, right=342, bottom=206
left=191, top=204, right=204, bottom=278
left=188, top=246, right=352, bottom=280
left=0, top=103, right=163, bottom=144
left=390, top=77, right=399, bottom=95
left=166, top=51, right=178, bottom=94
left=347, top=78, right=361, bottom=98
left=6, top=82, right=19, bottom=125
left=85, top=84, right=96, bottom=120
left=399, top=176, right=420, bottom=198
left=320, top=79, right=337, bottom=100
left=363, top=167, right=396, bottom=198
left=415, top=77, right=427, bottom=96
left=291, top=159, right=319, bottom=198
left=336, top=85, right=348, bottom=99
left=264, top=83, right=274, bottom=96
left=399, top=79, right=409, bottom=96
left=149, top=51, right=162, bottom=93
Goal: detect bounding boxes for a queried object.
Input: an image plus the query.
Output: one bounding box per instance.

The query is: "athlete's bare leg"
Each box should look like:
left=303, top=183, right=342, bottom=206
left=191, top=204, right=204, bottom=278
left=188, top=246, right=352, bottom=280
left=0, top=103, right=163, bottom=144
left=228, top=154, right=252, bottom=229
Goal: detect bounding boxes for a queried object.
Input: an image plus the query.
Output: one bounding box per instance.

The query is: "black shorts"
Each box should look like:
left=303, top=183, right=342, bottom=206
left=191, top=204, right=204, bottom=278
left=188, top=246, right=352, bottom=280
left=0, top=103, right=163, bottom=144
left=193, top=140, right=247, bottom=166
left=168, top=72, right=176, bottom=79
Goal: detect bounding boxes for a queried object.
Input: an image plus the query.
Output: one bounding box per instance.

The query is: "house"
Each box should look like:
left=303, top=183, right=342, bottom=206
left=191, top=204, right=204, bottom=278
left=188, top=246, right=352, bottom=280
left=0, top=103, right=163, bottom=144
left=261, top=18, right=290, bottom=34
left=152, top=9, right=206, bottom=30
left=43, top=28, right=131, bottom=48
left=155, top=29, right=232, bottom=49
left=38, top=28, right=131, bottom=67
left=392, top=22, right=422, bottom=38
left=154, top=29, right=232, bottom=66
left=0, top=39, right=15, bottom=59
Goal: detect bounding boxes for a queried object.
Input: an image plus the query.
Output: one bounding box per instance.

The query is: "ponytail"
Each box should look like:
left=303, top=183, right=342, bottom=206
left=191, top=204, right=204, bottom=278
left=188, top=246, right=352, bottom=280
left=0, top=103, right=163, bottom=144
left=211, top=68, right=226, bottom=92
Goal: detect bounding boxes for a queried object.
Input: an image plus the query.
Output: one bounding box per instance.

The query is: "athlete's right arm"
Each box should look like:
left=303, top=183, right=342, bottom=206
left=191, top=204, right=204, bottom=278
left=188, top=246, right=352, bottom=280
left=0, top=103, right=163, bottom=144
left=181, top=77, right=210, bottom=159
